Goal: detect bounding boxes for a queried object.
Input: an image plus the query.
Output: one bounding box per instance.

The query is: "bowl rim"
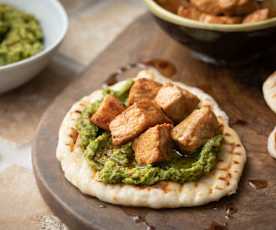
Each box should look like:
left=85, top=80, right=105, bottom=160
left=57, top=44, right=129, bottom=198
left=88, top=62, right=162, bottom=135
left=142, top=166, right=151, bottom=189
left=0, top=0, right=69, bottom=71
left=144, top=0, right=276, bottom=32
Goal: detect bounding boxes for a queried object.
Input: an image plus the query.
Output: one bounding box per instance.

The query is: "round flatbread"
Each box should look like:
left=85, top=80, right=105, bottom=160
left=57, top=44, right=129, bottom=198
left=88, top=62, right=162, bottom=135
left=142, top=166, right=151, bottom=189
left=263, top=71, right=276, bottom=114
left=268, top=127, right=276, bottom=159
left=56, top=68, right=246, bottom=208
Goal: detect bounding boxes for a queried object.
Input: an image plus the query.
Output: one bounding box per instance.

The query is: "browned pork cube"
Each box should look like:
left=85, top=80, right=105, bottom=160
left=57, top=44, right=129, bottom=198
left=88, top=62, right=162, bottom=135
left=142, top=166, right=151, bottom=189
left=91, top=95, right=125, bottom=130
left=190, top=0, right=257, bottom=16
left=109, top=100, right=171, bottom=145
left=133, top=123, right=173, bottom=165
left=128, top=78, right=162, bottom=105
left=178, top=5, right=242, bottom=24
left=155, top=83, right=200, bottom=123
left=178, top=5, right=202, bottom=20
left=171, top=107, right=222, bottom=153
left=234, top=0, right=258, bottom=15
left=243, top=8, right=269, bottom=24
left=156, top=0, right=184, bottom=13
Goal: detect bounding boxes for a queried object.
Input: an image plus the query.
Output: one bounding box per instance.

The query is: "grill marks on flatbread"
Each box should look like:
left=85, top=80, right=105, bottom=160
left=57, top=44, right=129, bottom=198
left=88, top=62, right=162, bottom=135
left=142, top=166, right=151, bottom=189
left=67, top=128, right=79, bottom=152
left=263, top=71, right=276, bottom=114
left=56, top=70, right=246, bottom=208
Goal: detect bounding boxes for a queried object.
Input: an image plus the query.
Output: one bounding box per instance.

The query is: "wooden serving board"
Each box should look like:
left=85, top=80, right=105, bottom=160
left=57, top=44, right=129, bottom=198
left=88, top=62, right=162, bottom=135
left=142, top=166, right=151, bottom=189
left=32, top=14, right=276, bottom=230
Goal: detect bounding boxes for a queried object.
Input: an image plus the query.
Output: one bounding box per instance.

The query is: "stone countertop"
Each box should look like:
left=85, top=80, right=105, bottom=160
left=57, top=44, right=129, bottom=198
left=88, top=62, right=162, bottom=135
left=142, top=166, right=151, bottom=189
left=0, top=1, right=145, bottom=229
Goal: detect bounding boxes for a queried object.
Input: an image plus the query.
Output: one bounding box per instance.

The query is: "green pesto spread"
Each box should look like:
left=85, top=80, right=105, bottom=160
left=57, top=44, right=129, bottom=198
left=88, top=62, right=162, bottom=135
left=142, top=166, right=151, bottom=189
left=0, top=4, right=44, bottom=66
left=76, top=80, right=223, bottom=186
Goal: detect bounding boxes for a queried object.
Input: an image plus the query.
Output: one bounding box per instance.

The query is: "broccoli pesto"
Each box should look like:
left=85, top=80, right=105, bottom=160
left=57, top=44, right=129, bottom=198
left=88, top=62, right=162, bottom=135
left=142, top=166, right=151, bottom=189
left=75, top=80, right=224, bottom=186
left=98, top=135, right=222, bottom=185
left=0, top=4, right=44, bottom=65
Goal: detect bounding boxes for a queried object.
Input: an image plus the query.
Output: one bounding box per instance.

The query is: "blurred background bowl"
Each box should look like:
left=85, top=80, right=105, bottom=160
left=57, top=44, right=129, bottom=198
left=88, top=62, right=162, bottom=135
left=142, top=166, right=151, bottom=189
left=143, top=0, right=276, bottom=66
left=0, top=0, right=68, bottom=94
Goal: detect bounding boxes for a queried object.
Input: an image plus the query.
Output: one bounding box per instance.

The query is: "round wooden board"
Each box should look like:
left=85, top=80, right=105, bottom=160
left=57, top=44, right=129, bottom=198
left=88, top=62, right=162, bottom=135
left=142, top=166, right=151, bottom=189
left=32, top=14, right=276, bottom=230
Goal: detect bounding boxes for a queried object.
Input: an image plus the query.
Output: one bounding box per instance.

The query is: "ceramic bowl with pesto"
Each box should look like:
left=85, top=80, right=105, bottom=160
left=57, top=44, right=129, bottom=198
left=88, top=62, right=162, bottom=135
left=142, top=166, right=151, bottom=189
left=143, top=0, right=276, bottom=66
left=0, top=0, right=68, bottom=94
left=56, top=68, right=246, bottom=208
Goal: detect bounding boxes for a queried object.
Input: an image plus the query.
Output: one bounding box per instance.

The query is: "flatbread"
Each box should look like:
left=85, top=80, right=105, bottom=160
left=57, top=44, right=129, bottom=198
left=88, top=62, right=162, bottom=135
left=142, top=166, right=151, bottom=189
left=263, top=71, right=276, bottom=114
left=263, top=73, right=276, bottom=159
left=268, top=127, right=276, bottom=159
left=56, top=68, right=246, bottom=208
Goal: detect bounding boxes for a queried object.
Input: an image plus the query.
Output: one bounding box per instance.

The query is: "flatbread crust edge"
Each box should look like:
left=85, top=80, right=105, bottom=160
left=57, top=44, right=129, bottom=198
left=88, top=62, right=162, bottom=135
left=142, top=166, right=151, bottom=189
left=263, top=71, right=276, bottom=114
left=56, top=69, right=246, bottom=208
left=268, top=126, right=276, bottom=159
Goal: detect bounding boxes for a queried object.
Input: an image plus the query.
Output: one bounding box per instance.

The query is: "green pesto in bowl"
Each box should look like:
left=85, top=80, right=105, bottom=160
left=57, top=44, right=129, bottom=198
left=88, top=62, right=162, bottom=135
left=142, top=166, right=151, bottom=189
left=75, top=80, right=223, bottom=186
left=0, top=4, right=44, bottom=66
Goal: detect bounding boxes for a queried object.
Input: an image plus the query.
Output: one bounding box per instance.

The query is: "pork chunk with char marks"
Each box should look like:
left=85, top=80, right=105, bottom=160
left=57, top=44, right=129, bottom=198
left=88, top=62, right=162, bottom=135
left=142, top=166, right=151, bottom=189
left=110, top=99, right=172, bottom=145
left=171, top=107, right=222, bottom=153
left=190, top=0, right=257, bottom=16
left=155, top=0, right=185, bottom=13
left=128, top=78, right=162, bottom=105
left=155, top=83, right=200, bottom=123
left=177, top=5, right=202, bottom=20
left=91, top=95, right=125, bottom=131
left=178, top=5, right=242, bottom=24
left=133, top=123, right=173, bottom=165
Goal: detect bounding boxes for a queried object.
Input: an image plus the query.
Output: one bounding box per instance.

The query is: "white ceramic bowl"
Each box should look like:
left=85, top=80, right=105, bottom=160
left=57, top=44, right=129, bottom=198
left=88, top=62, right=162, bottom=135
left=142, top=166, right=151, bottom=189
left=0, top=0, right=68, bottom=94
